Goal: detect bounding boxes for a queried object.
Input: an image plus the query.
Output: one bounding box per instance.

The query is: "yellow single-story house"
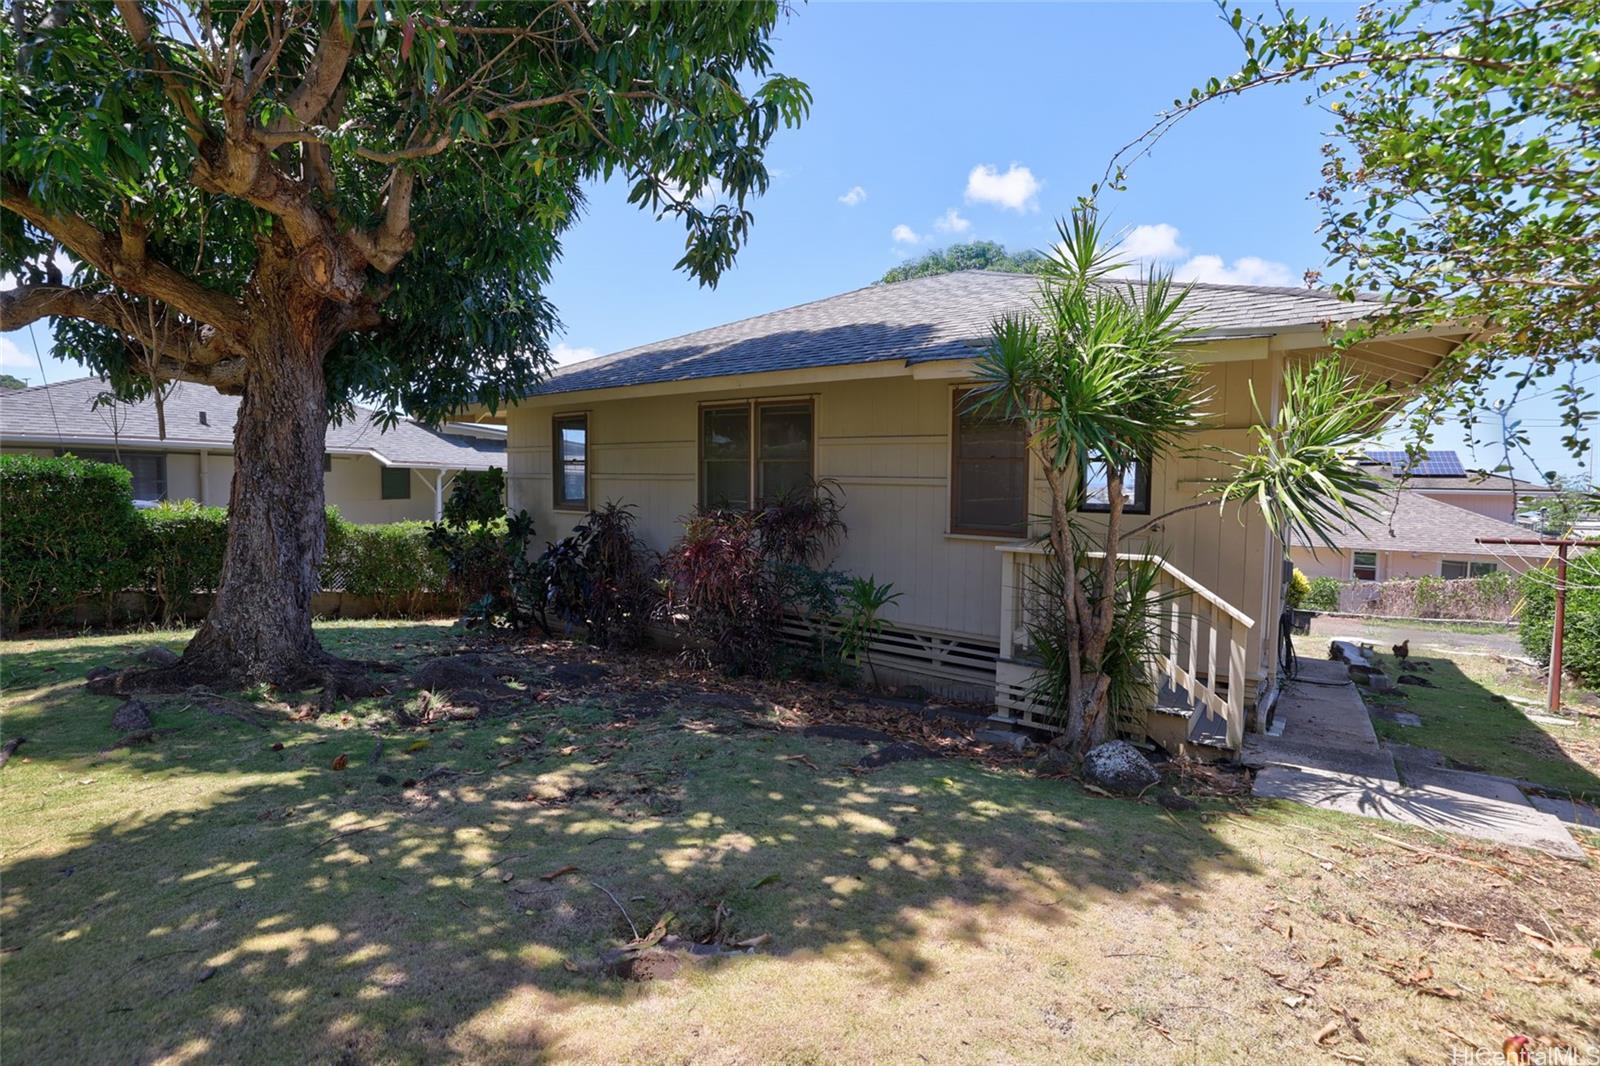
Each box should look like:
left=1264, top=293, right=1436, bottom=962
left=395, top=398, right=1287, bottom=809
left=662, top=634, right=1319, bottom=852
left=484, top=271, right=1470, bottom=754
left=1, top=378, right=505, bottom=523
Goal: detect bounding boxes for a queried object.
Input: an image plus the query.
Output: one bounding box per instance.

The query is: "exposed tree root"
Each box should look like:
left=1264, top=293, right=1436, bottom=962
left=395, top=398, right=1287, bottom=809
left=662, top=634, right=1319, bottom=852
left=85, top=648, right=397, bottom=710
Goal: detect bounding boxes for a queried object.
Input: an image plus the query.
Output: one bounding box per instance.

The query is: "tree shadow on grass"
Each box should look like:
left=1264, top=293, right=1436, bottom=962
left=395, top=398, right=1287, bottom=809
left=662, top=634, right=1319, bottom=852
left=1366, top=651, right=1600, bottom=803
left=2, top=626, right=1258, bottom=1064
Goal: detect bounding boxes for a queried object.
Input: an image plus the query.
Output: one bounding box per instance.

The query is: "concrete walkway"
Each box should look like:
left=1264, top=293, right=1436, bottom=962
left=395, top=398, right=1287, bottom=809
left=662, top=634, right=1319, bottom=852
left=1245, top=658, right=1585, bottom=860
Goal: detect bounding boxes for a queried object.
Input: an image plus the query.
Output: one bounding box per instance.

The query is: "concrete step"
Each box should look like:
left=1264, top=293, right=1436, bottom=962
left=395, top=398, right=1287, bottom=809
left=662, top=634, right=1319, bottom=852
left=1253, top=762, right=1584, bottom=861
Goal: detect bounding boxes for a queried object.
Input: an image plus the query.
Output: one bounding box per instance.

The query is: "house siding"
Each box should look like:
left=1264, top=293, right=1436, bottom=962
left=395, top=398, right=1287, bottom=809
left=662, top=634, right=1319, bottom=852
left=506, top=357, right=1285, bottom=696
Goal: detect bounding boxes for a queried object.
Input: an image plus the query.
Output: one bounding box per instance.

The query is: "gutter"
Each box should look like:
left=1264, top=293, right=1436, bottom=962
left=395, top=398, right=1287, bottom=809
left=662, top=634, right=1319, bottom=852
left=0, top=431, right=500, bottom=472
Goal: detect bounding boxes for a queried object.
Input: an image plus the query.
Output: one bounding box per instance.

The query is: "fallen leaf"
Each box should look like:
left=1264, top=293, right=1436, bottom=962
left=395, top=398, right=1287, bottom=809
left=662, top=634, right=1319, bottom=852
left=1315, top=1019, right=1343, bottom=1045
left=270, top=742, right=284, bottom=752
left=540, top=865, right=579, bottom=882
left=407, top=740, right=430, bottom=753
left=748, top=873, right=781, bottom=890
left=735, top=933, right=771, bottom=949
left=1282, top=995, right=1306, bottom=1008
left=331, top=754, right=349, bottom=771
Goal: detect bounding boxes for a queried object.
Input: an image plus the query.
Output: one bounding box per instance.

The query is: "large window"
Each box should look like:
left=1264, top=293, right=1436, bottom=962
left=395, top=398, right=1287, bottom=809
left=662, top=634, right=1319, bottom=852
left=1352, top=551, right=1378, bottom=581
left=62, top=449, right=166, bottom=502
left=553, top=413, right=589, bottom=510
left=381, top=465, right=411, bottom=500
left=1441, top=559, right=1497, bottom=580
left=699, top=400, right=813, bottom=510
left=950, top=390, right=1028, bottom=536
left=1079, top=453, right=1151, bottom=515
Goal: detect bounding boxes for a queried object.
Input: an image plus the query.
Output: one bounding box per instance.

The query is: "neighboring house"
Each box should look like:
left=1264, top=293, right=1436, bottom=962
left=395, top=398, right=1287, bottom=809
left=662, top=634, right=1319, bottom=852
left=1288, top=488, right=1553, bottom=582
left=1, top=378, right=505, bottom=523
left=481, top=270, right=1474, bottom=754
left=1355, top=448, right=1556, bottom=524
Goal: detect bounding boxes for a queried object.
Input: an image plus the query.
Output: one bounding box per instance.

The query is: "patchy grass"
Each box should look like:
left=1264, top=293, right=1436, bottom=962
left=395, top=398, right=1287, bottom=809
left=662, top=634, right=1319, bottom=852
left=1362, top=648, right=1600, bottom=802
left=2, top=621, right=1598, bottom=1065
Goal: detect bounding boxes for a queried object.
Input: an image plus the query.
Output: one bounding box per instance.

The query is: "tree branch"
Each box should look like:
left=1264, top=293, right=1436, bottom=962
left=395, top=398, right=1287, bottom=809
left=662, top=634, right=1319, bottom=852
left=113, top=0, right=209, bottom=145
left=1, top=182, right=244, bottom=332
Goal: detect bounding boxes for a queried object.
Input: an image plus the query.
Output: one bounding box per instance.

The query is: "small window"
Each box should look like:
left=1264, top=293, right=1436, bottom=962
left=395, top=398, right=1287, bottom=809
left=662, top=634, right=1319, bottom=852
left=698, top=400, right=815, bottom=510
left=381, top=466, right=411, bottom=500
left=1470, top=561, right=1498, bottom=578
left=1080, top=453, right=1151, bottom=515
left=1443, top=559, right=1497, bottom=580
left=62, top=449, right=167, bottom=502
left=950, top=390, right=1028, bottom=536
left=1352, top=551, right=1378, bottom=581
left=553, top=414, right=589, bottom=510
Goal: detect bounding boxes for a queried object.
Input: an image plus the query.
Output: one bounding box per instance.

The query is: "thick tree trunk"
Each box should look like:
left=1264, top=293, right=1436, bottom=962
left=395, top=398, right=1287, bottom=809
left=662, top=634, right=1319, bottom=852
left=179, top=319, right=330, bottom=685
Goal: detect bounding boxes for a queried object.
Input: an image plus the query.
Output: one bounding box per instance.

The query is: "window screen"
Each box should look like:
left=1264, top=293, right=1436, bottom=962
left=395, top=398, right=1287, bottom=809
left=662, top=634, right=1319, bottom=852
left=1442, top=559, right=1497, bottom=580
left=63, top=449, right=167, bottom=502
left=757, top=403, right=813, bottom=504
left=553, top=414, right=588, bottom=509
left=1352, top=551, right=1378, bottom=581
left=701, top=405, right=752, bottom=510
left=1080, top=453, right=1151, bottom=515
left=381, top=466, right=411, bottom=500
left=950, top=391, right=1027, bottom=536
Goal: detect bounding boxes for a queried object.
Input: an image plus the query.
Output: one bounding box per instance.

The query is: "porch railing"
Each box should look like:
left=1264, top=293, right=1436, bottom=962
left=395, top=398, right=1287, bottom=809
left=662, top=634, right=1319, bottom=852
left=996, top=541, right=1256, bottom=750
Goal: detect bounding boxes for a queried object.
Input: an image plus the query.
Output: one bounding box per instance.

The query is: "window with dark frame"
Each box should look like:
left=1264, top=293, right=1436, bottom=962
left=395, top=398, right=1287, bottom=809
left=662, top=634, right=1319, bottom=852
left=1079, top=453, right=1151, bottom=515
left=1441, top=559, right=1497, bottom=580
left=381, top=465, right=411, bottom=500
left=698, top=400, right=813, bottom=510
left=60, top=449, right=167, bottom=502
left=1352, top=550, right=1378, bottom=581
left=553, top=414, right=589, bottom=510
left=950, top=390, right=1028, bottom=536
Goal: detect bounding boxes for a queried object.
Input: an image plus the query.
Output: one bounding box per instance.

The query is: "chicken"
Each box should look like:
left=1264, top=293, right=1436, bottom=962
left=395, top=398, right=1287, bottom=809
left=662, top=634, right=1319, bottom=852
left=1503, top=1035, right=1532, bottom=1064
left=1392, top=639, right=1410, bottom=664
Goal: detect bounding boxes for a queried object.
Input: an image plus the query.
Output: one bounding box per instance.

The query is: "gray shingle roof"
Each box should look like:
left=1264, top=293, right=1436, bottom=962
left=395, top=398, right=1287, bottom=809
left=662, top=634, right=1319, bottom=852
left=0, top=378, right=503, bottom=470
left=1290, top=490, right=1554, bottom=558
left=535, top=269, right=1383, bottom=397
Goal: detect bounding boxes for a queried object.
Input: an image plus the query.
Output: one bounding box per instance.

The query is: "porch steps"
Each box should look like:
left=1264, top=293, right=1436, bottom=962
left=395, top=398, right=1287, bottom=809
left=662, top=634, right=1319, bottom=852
left=1147, top=682, right=1235, bottom=760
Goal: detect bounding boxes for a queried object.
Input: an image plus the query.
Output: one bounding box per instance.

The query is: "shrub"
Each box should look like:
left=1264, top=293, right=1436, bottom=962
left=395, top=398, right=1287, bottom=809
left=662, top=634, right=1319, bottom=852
left=835, top=575, right=901, bottom=685
left=1304, top=576, right=1343, bottom=612
left=329, top=520, right=451, bottom=615
left=441, top=467, right=505, bottom=526
left=1286, top=568, right=1311, bottom=610
left=0, top=454, right=145, bottom=631
left=1519, top=554, right=1600, bottom=684
left=535, top=503, right=660, bottom=649
left=142, top=501, right=229, bottom=624
left=664, top=481, right=852, bottom=676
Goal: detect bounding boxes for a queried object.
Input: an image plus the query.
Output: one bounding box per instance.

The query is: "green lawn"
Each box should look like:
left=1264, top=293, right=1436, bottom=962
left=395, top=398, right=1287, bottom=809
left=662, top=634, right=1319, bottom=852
left=3, top=621, right=1597, bottom=1064
left=1361, top=648, right=1600, bottom=802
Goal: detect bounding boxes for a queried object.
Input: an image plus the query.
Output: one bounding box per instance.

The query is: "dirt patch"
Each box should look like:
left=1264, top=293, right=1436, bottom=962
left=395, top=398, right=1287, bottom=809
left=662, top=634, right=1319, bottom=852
left=801, top=724, right=893, bottom=744
left=858, top=742, right=938, bottom=770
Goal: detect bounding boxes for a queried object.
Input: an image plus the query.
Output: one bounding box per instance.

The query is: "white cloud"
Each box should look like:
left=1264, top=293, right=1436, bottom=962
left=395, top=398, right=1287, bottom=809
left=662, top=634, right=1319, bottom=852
left=1120, top=223, right=1187, bottom=262
left=550, top=342, right=600, bottom=366
left=933, top=207, right=971, bottom=235
left=0, top=334, right=35, bottom=371
left=964, top=163, right=1042, bottom=212
left=891, top=224, right=921, bottom=245
left=1111, top=222, right=1297, bottom=287
left=837, top=185, right=867, bottom=207
left=1173, top=254, right=1296, bottom=287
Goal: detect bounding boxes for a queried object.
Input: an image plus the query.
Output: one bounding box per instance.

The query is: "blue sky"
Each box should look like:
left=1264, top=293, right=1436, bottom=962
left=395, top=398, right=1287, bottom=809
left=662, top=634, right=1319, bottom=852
left=3, top=2, right=1589, bottom=479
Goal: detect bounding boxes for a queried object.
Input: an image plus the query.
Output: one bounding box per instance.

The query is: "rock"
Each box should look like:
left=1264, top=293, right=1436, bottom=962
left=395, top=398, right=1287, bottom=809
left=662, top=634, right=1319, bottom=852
left=1366, top=672, right=1396, bottom=692
left=1329, top=641, right=1373, bottom=669
left=85, top=665, right=116, bottom=682
left=548, top=662, right=610, bottom=687
left=1035, top=747, right=1075, bottom=778
left=1397, top=673, right=1435, bottom=688
left=1392, top=712, right=1422, bottom=727
left=975, top=728, right=1032, bottom=752
left=857, top=742, right=937, bottom=770
left=1081, top=740, right=1160, bottom=795
left=801, top=723, right=892, bottom=744
left=1156, top=792, right=1197, bottom=812
left=111, top=698, right=154, bottom=733
left=138, top=646, right=181, bottom=667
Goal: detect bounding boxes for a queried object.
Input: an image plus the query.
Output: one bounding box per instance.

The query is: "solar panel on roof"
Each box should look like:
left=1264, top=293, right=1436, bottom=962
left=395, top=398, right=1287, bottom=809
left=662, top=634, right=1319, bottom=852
left=1363, top=449, right=1466, bottom=477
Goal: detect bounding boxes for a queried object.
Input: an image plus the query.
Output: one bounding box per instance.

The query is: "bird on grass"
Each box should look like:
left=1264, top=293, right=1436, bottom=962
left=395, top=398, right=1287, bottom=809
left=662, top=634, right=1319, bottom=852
left=1392, top=638, right=1410, bottom=664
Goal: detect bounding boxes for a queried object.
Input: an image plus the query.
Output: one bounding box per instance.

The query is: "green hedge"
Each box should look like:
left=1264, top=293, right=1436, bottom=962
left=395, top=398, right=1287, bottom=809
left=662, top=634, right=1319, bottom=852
left=1, top=454, right=145, bottom=630
left=1, top=455, right=469, bottom=631
left=1519, top=555, right=1600, bottom=685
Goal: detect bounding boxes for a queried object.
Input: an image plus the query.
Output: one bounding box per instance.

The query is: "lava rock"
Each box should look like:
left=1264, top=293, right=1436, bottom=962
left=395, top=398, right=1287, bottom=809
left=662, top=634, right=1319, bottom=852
left=1081, top=740, right=1160, bottom=795
left=1035, top=746, right=1075, bottom=777
left=1397, top=673, right=1435, bottom=688
left=138, top=646, right=180, bottom=667
left=857, top=742, right=937, bottom=770
left=548, top=662, right=610, bottom=687
left=111, top=698, right=154, bottom=733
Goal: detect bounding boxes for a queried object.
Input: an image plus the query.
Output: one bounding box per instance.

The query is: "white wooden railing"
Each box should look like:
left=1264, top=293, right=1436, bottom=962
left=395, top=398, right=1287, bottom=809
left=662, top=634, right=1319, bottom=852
left=996, top=542, right=1256, bottom=750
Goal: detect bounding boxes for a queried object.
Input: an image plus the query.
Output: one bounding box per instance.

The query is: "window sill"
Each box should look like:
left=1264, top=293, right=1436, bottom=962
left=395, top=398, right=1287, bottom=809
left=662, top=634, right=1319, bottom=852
left=944, top=531, right=1029, bottom=544
left=552, top=505, right=590, bottom=514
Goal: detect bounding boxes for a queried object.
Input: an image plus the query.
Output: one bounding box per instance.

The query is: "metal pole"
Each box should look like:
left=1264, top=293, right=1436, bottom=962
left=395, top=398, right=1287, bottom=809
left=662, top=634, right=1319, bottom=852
left=1550, top=543, right=1569, bottom=713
